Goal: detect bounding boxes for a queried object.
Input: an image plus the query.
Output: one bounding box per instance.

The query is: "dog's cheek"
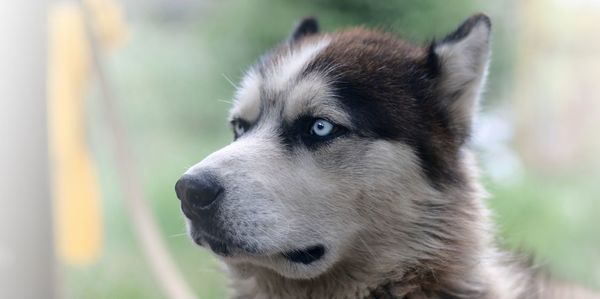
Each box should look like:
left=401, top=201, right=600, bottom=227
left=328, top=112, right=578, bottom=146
left=289, top=145, right=363, bottom=221
left=312, top=137, right=371, bottom=172
left=351, top=140, right=431, bottom=220
left=311, top=138, right=379, bottom=207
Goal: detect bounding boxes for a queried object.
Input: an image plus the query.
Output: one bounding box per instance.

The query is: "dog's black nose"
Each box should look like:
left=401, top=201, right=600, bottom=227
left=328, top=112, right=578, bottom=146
left=175, top=173, right=223, bottom=209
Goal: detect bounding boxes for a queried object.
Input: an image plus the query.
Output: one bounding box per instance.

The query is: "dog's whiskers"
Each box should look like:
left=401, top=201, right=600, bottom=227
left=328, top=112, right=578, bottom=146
left=221, top=73, right=239, bottom=89
left=168, top=232, right=188, bottom=238
left=217, top=98, right=234, bottom=104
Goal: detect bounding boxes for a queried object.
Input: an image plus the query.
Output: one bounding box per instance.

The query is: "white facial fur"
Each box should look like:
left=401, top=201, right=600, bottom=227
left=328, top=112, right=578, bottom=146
left=265, top=38, right=331, bottom=92
left=229, top=69, right=261, bottom=124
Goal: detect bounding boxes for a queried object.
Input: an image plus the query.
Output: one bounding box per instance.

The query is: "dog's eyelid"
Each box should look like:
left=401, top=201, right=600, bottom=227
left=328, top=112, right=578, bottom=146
left=230, top=117, right=253, bottom=140
left=230, top=117, right=251, bottom=127
left=326, top=115, right=351, bottom=130
left=299, top=114, right=350, bottom=130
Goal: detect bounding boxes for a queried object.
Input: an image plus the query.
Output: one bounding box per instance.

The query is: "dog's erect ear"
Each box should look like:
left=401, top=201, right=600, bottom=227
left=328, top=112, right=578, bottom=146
left=429, top=14, right=491, bottom=142
left=289, top=17, right=319, bottom=44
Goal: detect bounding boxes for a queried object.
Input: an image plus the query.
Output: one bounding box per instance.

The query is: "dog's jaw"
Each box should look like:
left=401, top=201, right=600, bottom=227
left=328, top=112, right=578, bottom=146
left=223, top=163, right=528, bottom=299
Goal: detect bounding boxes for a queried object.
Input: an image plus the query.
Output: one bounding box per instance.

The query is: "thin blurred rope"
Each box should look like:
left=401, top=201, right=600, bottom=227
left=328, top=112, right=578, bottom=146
left=79, top=1, right=198, bottom=299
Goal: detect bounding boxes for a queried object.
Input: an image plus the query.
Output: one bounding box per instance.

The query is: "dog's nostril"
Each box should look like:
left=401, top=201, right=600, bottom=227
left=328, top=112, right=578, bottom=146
left=189, top=182, right=223, bottom=209
left=175, top=173, right=224, bottom=209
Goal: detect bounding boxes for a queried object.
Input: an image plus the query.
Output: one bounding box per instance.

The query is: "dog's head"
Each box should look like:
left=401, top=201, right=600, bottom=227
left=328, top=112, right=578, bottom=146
left=176, top=15, right=491, bottom=279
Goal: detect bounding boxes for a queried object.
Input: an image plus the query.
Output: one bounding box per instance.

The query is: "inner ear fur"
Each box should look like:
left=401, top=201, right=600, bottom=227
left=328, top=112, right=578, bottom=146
left=429, top=14, right=492, bottom=143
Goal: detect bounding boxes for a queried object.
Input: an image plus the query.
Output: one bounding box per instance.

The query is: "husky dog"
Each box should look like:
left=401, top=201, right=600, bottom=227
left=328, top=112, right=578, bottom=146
left=175, top=14, right=598, bottom=298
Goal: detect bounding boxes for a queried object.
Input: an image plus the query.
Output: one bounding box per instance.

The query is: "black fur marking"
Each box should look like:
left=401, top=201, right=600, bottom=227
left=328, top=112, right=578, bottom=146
left=278, top=116, right=310, bottom=151
left=289, top=17, right=320, bottom=43
left=367, top=282, right=398, bottom=299
left=438, top=292, right=466, bottom=299
left=426, top=41, right=441, bottom=78
left=439, top=13, right=491, bottom=45
left=281, top=244, right=325, bottom=264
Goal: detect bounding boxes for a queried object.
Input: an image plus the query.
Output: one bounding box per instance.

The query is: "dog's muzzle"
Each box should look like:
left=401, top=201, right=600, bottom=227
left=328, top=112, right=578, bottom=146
left=175, top=172, right=235, bottom=254
left=175, top=171, right=327, bottom=265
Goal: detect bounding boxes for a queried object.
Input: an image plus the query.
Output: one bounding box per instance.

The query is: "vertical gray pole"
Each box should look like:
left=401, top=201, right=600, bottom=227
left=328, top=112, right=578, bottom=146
left=0, top=1, right=56, bottom=299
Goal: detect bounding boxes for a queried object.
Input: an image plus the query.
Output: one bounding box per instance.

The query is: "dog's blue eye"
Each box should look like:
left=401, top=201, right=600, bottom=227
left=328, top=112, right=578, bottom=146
left=311, top=119, right=334, bottom=137
left=234, top=122, right=246, bottom=137
left=231, top=119, right=250, bottom=140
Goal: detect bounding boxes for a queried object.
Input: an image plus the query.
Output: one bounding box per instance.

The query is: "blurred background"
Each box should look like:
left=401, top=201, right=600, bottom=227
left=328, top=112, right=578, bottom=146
left=1, top=0, right=599, bottom=298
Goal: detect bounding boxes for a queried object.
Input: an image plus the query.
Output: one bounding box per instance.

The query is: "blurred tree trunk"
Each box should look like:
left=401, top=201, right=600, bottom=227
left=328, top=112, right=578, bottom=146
left=0, top=1, right=56, bottom=299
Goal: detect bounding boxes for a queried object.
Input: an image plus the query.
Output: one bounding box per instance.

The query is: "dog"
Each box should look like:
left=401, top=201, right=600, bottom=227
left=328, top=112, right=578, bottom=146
left=175, top=14, right=599, bottom=298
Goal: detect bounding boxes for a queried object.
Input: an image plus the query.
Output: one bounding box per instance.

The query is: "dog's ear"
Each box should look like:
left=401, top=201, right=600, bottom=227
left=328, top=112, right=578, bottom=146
left=289, top=17, right=319, bottom=44
left=429, top=14, right=491, bottom=142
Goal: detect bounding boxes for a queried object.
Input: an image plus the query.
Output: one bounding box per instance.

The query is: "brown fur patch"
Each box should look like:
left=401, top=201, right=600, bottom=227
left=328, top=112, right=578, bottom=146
left=304, top=28, right=465, bottom=188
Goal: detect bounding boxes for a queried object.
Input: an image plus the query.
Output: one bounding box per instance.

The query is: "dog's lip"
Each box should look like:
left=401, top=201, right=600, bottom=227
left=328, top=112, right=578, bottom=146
left=281, top=244, right=326, bottom=265
left=195, top=234, right=327, bottom=264
left=192, top=230, right=262, bottom=257
left=204, top=237, right=231, bottom=256
left=190, top=226, right=327, bottom=263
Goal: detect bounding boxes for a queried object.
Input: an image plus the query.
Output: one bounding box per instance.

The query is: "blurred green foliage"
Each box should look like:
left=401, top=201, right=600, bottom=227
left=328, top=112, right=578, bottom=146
left=66, top=1, right=598, bottom=298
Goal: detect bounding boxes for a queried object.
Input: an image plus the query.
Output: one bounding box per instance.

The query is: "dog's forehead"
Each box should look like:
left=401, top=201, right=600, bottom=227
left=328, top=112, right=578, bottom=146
left=230, top=36, right=334, bottom=123
left=230, top=29, right=426, bottom=125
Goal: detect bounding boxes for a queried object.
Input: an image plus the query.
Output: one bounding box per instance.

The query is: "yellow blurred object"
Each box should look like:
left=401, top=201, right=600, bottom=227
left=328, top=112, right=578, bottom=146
left=85, top=0, right=128, bottom=50
left=48, top=0, right=126, bottom=266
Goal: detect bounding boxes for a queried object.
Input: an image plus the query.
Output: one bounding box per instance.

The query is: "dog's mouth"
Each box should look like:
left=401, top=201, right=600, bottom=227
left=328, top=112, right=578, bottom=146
left=203, top=236, right=230, bottom=256
left=281, top=244, right=326, bottom=265
left=191, top=227, right=326, bottom=265
left=201, top=237, right=326, bottom=265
